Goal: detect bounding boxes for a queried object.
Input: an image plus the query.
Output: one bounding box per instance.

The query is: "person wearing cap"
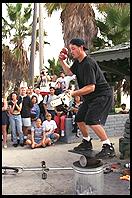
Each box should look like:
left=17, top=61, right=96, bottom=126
left=58, top=38, right=116, bottom=159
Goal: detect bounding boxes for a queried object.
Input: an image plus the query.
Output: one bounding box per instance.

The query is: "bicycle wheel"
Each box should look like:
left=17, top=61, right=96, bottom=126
left=2, top=166, right=19, bottom=175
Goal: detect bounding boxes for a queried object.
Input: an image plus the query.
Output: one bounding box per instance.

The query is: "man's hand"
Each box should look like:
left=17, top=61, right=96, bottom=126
left=59, top=47, right=68, bottom=61
left=66, top=89, right=75, bottom=97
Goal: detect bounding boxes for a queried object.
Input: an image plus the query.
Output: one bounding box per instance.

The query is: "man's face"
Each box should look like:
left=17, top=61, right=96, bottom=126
left=50, top=88, right=55, bottom=95
left=69, top=44, right=83, bottom=59
left=20, top=87, right=27, bottom=95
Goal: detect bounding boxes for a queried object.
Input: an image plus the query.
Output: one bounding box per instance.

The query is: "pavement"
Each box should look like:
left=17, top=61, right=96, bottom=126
left=2, top=134, right=130, bottom=195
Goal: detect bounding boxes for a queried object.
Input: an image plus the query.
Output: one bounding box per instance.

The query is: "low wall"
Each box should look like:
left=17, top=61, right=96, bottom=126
left=89, top=114, right=129, bottom=139
left=60, top=114, right=129, bottom=143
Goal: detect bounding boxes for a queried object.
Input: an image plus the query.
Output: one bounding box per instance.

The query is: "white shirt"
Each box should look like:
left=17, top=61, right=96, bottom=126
left=42, top=120, right=57, bottom=132
left=43, top=94, right=58, bottom=110
left=57, top=75, right=76, bottom=90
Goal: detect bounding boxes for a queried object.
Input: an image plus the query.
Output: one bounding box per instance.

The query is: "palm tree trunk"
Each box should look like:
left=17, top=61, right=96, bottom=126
left=39, top=3, right=44, bottom=72
left=29, top=3, right=37, bottom=88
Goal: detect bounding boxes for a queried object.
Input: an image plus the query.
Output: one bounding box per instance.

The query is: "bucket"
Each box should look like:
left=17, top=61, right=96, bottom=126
left=73, top=160, right=104, bottom=195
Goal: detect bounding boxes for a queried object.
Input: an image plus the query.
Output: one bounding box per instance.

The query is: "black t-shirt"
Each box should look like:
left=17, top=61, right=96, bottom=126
left=8, top=99, right=22, bottom=110
left=70, top=56, right=112, bottom=100
left=20, top=95, right=33, bottom=118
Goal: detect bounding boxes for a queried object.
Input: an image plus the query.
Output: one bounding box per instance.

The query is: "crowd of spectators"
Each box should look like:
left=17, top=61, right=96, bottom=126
left=2, top=70, right=80, bottom=149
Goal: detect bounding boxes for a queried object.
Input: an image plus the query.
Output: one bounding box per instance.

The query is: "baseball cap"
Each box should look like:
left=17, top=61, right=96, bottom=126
left=69, top=38, right=88, bottom=51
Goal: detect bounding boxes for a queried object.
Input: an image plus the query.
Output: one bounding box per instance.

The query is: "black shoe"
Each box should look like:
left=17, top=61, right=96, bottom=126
left=96, top=143, right=116, bottom=159
left=72, top=128, right=77, bottom=133
left=17, top=139, right=20, bottom=144
left=20, top=143, right=24, bottom=147
left=13, top=144, right=18, bottom=147
left=73, top=138, right=93, bottom=151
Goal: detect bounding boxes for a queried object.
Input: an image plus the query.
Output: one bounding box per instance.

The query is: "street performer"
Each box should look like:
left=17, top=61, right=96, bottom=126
left=58, top=38, right=116, bottom=159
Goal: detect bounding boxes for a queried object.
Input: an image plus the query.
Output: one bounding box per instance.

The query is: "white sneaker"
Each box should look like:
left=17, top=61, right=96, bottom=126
left=61, top=130, right=65, bottom=137
left=3, top=144, right=7, bottom=149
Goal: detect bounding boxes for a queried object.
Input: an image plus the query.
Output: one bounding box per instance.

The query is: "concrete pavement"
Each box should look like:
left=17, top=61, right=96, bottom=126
left=2, top=134, right=130, bottom=195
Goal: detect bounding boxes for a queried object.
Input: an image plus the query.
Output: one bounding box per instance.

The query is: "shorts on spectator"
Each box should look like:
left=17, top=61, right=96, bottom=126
left=47, top=133, right=56, bottom=139
left=34, top=138, right=42, bottom=144
left=22, top=118, right=31, bottom=127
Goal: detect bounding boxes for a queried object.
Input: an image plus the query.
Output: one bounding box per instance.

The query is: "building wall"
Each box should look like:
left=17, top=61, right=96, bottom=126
left=89, top=114, right=129, bottom=139
left=61, top=114, right=129, bottom=143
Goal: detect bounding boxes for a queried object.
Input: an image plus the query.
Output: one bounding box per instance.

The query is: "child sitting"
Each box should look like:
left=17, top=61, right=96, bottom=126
left=26, top=118, right=51, bottom=149
left=54, top=104, right=68, bottom=137
left=42, top=113, right=60, bottom=144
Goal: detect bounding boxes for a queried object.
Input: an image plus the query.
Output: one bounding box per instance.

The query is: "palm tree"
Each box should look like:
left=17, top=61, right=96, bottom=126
left=2, top=3, right=33, bottom=93
left=92, top=3, right=130, bottom=50
left=44, top=3, right=98, bottom=50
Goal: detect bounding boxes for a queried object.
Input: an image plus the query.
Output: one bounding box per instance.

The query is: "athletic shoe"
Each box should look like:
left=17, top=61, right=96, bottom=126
left=96, top=143, right=116, bottom=159
left=3, top=144, right=7, bottom=149
left=73, top=138, right=93, bottom=151
left=13, top=144, right=18, bottom=147
left=61, top=130, right=65, bottom=137
left=20, top=143, right=24, bottom=147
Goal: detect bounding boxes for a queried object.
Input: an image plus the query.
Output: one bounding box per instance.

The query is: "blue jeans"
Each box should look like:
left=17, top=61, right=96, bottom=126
left=9, top=114, right=24, bottom=144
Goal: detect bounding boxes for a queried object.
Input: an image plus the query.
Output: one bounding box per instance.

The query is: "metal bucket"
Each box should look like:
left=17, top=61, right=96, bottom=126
left=73, top=160, right=104, bottom=195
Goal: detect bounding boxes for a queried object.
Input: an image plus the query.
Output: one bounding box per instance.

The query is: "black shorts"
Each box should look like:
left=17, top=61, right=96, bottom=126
left=75, top=95, right=113, bottom=125
left=2, top=111, right=9, bottom=125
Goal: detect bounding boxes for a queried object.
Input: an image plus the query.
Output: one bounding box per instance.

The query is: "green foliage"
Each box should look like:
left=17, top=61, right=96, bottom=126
left=93, top=3, right=130, bottom=49
left=44, top=3, right=66, bottom=16
left=47, top=58, right=62, bottom=76
left=3, top=3, right=32, bottom=40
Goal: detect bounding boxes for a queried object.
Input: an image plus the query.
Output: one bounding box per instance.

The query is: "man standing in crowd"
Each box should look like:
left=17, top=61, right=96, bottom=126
left=19, top=82, right=33, bottom=142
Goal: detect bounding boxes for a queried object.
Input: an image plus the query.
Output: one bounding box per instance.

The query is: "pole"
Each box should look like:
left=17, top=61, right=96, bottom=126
left=29, top=3, right=37, bottom=88
left=39, top=3, right=44, bottom=72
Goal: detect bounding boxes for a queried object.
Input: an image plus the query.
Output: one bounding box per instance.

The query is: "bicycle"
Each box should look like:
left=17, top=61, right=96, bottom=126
left=2, top=161, right=73, bottom=179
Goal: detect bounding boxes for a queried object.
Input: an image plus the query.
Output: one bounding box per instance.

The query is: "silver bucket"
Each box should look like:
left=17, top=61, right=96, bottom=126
left=73, top=160, right=104, bottom=195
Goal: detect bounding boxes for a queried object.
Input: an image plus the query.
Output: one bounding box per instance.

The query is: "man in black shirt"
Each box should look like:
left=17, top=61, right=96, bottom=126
left=59, top=38, right=115, bottom=158
left=20, top=86, right=33, bottom=141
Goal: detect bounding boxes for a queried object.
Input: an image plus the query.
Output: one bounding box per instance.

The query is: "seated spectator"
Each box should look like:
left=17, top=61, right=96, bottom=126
left=119, top=103, right=129, bottom=114
left=42, top=113, right=60, bottom=144
left=30, top=96, right=40, bottom=127
left=26, top=118, right=51, bottom=149
left=54, top=104, right=68, bottom=137
left=8, top=92, right=24, bottom=147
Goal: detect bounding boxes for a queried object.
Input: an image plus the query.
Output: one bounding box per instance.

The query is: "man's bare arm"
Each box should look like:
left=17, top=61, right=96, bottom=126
left=59, top=56, right=73, bottom=76
left=70, top=84, right=95, bottom=97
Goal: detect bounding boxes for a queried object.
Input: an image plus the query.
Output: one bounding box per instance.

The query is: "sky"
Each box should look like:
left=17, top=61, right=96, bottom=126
left=2, top=3, right=64, bottom=75
left=34, top=9, right=64, bottom=75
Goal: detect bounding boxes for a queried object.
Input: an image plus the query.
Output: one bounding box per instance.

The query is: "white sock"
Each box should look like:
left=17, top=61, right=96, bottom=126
left=102, top=139, right=111, bottom=146
left=83, top=136, right=91, bottom=142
